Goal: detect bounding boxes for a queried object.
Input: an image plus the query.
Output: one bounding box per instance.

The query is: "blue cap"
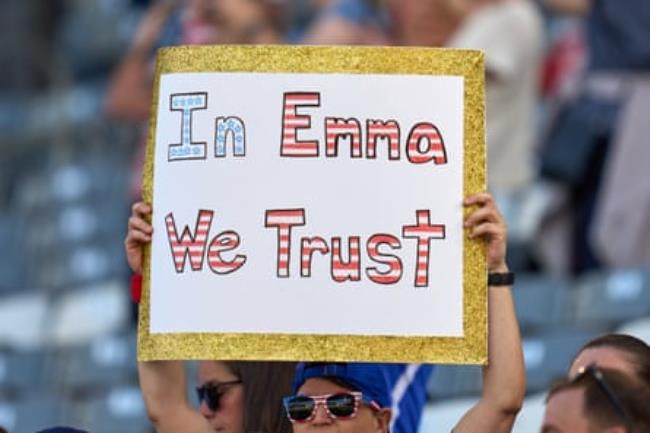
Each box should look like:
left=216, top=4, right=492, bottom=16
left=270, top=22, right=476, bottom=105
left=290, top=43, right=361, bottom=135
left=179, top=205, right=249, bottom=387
left=292, top=362, right=391, bottom=408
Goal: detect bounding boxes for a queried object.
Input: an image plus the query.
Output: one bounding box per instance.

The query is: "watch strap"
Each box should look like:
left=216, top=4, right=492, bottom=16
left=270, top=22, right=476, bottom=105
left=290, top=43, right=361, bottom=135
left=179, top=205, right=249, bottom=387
left=488, top=271, right=515, bottom=286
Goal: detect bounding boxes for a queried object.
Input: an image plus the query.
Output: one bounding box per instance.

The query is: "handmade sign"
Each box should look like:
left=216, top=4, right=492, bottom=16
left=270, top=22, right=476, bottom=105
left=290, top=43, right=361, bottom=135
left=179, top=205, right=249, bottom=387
left=139, top=45, right=486, bottom=363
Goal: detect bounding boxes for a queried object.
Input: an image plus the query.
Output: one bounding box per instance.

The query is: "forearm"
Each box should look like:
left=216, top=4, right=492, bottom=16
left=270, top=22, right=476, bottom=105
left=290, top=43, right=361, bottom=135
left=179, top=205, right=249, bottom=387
left=481, top=277, right=526, bottom=420
left=453, top=270, right=525, bottom=433
left=104, top=50, right=153, bottom=121
left=138, top=361, right=208, bottom=433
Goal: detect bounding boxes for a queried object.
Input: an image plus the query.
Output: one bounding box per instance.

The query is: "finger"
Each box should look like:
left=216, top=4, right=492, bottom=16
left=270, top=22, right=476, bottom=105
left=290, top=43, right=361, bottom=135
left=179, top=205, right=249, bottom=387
left=126, top=229, right=152, bottom=244
left=464, top=192, right=494, bottom=206
left=470, top=222, right=506, bottom=240
left=464, top=206, right=501, bottom=228
left=128, top=216, right=153, bottom=234
left=131, top=201, right=152, bottom=217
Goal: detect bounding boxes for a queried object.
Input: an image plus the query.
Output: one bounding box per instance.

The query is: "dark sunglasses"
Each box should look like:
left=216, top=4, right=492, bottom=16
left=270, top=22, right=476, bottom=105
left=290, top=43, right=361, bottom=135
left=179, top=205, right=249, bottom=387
left=574, top=364, right=633, bottom=431
left=283, top=392, right=379, bottom=423
left=196, top=379, right=242, bottom=412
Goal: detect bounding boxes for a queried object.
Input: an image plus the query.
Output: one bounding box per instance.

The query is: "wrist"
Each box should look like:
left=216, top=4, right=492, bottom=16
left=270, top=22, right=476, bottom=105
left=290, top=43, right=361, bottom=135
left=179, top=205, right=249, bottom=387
left=488, top=262, right=509, bottom=273
left=488, top=271, right=515, bottom=286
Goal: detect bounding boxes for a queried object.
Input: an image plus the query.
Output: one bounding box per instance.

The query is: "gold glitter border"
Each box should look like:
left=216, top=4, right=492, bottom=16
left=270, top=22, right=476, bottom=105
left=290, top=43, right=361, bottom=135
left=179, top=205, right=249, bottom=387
left=139, top=45, right=486, bottom=364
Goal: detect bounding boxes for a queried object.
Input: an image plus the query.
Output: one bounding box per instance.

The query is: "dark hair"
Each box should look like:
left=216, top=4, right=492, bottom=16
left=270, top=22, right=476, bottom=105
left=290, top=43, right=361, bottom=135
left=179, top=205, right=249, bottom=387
left=547, top=367, right=650, bottom=432
left=224, top=361, right=296, bottom=433
left=574, top=334, right=650, bottom=386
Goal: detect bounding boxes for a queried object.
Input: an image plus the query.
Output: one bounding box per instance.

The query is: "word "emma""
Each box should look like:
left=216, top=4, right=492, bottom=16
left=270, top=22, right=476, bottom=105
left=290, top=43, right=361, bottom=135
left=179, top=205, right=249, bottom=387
left=167, top=92, right=448, bottom=164
left=165, top=209, right=446, bottom=287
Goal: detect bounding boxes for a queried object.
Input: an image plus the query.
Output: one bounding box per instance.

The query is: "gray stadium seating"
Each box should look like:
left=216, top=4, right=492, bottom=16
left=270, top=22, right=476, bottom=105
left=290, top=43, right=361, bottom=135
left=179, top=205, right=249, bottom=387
left=522, top=327, right=604, bottom=393
left=573, top=268, right=650, bottom=326
left=512, top=274, right=572, bottom=332
left=78, top=386, right=151, bottom=433
left=427, top=365, right=483, bottom=401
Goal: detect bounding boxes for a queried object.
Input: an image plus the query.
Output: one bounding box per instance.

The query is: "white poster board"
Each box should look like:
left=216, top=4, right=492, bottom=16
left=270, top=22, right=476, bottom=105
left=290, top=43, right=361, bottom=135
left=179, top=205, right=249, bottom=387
left=139, top=45, right=486, bottom=363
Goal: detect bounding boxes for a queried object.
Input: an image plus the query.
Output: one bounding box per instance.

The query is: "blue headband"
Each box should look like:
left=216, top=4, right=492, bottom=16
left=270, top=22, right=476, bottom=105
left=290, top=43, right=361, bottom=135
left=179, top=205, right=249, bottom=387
left=292, top=362, right=391, bottom=408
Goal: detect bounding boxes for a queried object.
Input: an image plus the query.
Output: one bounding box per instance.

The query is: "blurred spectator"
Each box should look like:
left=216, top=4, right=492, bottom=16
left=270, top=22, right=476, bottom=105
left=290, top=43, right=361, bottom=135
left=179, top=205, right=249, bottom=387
left=0, top=0, right=65, bottom=97
left=537, top=0, right=650, bottom=274
left=306, top=0, right=544, bottom=199
left=446, top=0, right=544, bottom=197
left=302, top=0, right=390, bottom=44
left=106, top=0, right=284, bottom=199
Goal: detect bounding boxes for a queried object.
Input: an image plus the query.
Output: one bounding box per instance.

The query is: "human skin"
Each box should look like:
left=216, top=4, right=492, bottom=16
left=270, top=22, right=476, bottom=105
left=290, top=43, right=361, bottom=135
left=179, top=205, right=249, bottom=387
left=569, top=347, right=639, bottom=380
left=540, top=388, right=592, bottom=433
left=197, top=361, right=245, bottom=433
left=290, top=377, right=390, bottom=433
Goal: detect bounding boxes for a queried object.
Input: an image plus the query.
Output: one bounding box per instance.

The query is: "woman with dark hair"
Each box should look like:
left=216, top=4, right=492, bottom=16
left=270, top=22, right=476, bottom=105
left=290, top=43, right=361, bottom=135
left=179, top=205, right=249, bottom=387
left=128, top=202, right=295, bottom=433
left=139, top=358, right=295, bottom=433
left=569, top=333, right=650, bottom=386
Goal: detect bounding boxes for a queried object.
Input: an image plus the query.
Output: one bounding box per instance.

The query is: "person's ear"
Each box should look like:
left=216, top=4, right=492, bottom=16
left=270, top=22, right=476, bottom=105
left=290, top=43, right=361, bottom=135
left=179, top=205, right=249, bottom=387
left=374, top=408, right=392, bottom=433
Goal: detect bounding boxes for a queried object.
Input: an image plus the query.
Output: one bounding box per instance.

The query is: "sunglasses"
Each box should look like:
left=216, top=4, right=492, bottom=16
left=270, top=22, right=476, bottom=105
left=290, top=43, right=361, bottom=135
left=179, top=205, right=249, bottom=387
left=283, top=392, right=379, bottom=423
left=196, top=379, right=242, bottom=412
left=574, top=364, right=633, bottom=431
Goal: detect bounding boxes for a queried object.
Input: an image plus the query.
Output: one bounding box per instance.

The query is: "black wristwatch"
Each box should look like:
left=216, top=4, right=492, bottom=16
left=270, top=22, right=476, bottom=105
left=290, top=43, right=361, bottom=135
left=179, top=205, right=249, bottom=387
left=488, top=272, right=515, bottom=286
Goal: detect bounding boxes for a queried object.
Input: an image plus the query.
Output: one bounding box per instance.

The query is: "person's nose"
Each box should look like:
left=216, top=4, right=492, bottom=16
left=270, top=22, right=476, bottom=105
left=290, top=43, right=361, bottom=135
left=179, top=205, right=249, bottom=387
left=310, top=401, right=333, bottom=425
left=198, top=399, right=215, bottom=418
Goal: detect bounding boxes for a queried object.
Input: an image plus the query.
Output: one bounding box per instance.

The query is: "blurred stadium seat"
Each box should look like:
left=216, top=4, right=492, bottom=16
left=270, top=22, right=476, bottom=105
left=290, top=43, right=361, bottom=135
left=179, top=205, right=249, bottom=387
left=0, top=292, right=48, bottom=350
left=0, top=350, right=47, bottom=397
left=49, top=280, right=129, bottom=346
left=0, top=211, right=27, bottom=291
left=53, top=332, right=137, bottom=392
left=573, top=268, right=650, bottom=327
left=79, top=386, right=151, bottom=433
left=512, top=273, right=572, bottom=333
left=617, top=317, right=650, bottom=344
left=419, top=397, right=476, bottom=433
left=511, top=392, right=547, bottom=433
left=0, top=396, right=73, bottom=433
left=427, top=365, right=482, bottom=401
left=522, top=327, right=603, bottom=393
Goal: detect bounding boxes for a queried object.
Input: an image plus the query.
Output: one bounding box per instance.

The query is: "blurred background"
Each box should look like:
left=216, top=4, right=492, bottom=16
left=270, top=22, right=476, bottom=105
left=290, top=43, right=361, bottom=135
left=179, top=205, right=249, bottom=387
left=0, top=0, right=648, bottom=432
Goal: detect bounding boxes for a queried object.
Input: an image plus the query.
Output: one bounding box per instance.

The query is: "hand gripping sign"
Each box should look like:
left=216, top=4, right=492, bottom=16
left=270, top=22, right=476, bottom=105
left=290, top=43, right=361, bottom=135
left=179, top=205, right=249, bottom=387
left=139, top=45, right=486, bottom=364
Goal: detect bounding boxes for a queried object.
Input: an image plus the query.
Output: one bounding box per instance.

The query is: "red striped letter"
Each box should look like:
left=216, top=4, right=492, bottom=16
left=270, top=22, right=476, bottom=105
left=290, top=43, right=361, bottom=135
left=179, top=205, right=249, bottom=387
left=331, top=237, right=361, bottom=283
left=366, top=234, right=403, bottom=284
left=265, top=209, right=306, bottom=277
left=406, top=123, right=447, bottom=165
left=207, top=231, right=246, bottom=274
left=325, top=117, right=362, bottom=157
left=366, top=119, right=400, bottom=160
left=301, top=237, right=329, bottom=277
left=281, top=92, right=320, bottom=157
left=402, top=210, right=445, bottom=287
left=165, top=210, right=213, bottom=273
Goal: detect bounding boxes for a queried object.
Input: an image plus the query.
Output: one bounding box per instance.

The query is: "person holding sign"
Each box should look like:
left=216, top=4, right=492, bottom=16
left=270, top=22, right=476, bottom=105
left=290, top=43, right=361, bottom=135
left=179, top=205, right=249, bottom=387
left=126, top=191, right=525, bottom=433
